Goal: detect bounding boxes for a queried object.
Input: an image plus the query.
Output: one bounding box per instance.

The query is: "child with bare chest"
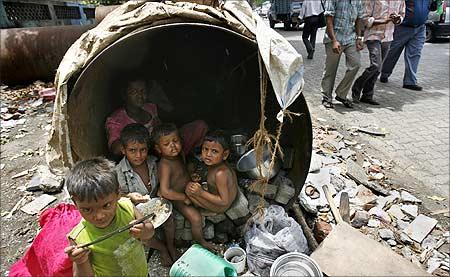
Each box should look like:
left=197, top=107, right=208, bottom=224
left=153, top=123, right=216, bottom=251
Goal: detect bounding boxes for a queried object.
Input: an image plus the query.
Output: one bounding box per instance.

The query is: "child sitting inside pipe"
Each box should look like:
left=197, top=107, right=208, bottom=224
left=105, top=79, right=207, bottom=158
left=115, top=123, right=180, bottom=266
left=185, top=130, right=238, bottom=214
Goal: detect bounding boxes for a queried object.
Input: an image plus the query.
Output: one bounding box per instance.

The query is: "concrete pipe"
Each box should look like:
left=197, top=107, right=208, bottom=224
left=67, top=23, right=312, bottom=206
left=95, top=5, right=120, bottom=23
left=0, top=24, right=94, bottom=85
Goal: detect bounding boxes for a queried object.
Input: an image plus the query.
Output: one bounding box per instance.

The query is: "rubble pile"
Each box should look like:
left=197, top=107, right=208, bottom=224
left=299, top=123, right=449, bottom=276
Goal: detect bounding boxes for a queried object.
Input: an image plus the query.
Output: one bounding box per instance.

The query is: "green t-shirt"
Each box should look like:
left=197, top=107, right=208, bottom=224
left=68, top=198, right=148, bottom=277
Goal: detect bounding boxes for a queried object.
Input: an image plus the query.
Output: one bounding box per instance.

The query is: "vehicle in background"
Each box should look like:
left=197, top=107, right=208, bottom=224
left=260, top=1, right=271, bottom=18
left=426, top=0, right=450, bottom=42
left=268, top=0, right=303, bottom=30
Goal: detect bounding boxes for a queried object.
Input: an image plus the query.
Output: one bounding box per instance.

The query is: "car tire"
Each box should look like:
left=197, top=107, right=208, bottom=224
left=269, top=16, right=275, bottom=28
left=284, top=20, right=292, bottom=30
left=426, top=24, right=435, bottom=42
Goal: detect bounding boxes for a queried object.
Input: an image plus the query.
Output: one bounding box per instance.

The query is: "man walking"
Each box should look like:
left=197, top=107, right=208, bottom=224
left=300, top=0, right=324, bottom=59
left=380, top=0, right=438, bottom=91
left=320, top=0, right=364, bottom=109
left=352, top=0, right=405, bottom=105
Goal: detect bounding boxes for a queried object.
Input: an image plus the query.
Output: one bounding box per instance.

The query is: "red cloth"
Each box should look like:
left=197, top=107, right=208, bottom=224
left=9, top=203, right=81, bottom=277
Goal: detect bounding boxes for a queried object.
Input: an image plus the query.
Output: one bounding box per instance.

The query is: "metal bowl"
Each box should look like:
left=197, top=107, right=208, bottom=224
left=236, top=148, right=280, bottom=179
left=270, top=252, right=322, bottom=277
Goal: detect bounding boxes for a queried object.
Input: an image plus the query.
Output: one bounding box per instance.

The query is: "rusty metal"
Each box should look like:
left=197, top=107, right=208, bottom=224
left=95, top=5, right=119, bottom=23
left=0, top=24, right=95, bottom=85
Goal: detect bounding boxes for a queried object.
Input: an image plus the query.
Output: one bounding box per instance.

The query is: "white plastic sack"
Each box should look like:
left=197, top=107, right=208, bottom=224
left=245, top=205, right=309, bottom=276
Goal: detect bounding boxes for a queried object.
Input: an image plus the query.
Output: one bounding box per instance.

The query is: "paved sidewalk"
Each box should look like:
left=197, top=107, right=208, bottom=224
left=280, top=28, right=449, bottom=197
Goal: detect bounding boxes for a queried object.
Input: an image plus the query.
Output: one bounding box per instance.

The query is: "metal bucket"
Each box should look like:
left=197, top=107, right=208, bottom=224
left=270, top=253, right=322, bottom=277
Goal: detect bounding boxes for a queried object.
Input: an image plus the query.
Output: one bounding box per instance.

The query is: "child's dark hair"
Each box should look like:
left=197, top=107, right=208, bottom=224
left=204, top=130, right=229, bottom=150
left=66, top=157, right=119, bottom=203
left=152, top=123, right=179, bottom=144
left=120, top=123, right=150, bottom=146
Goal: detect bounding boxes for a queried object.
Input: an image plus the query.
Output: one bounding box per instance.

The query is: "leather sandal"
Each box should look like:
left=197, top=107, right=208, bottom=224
left=322, top=100, right=334, bottom=109
left=335, top=96, right=353, bottom=108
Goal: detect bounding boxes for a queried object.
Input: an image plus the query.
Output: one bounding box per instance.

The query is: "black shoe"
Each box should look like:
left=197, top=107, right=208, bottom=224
left=322, top=99, right=334, bottom=109
left=335, top=96, right=353, bottom=108
left=380, top=76, right=388, bottom=83
left=307, top=51, right=314, bottom=59
left=351, top=88, right=361, bottom=103
left=360, top=98, right=380, bottom=105
left=403, top=84, right=423, bottom=91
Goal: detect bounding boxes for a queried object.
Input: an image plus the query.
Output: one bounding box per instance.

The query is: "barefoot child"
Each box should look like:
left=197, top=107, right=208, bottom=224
left=64, top=157, right=154, bottom=277
left=115, top=123, right=179, bottom=266
left=153, top=123, right=216, bottom=251
left=185, top=130, right=238, bottom=213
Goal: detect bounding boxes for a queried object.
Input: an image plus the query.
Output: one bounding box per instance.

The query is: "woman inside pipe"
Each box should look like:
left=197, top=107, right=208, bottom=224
left=105, top=79, right=208, bottom=159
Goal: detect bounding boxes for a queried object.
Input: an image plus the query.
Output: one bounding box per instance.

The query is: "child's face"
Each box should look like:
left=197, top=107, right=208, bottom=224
left=74, top=192, right=120, bottom=229
left=121, top=141, right=148, bottom=167
left=126, top=81, right=146, bottom=108
left=155, top=132, right=182, bottom=158
left=201, top=140, right=229, bottom=166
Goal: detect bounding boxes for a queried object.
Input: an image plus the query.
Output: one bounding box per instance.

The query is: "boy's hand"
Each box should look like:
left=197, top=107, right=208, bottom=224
left=186, top=182, right=202, bottom=196
left=129, top=220, right=154, bottom=241
left=389, top=13, right=401, bottom=24
left=64, top=245, right=90, bottom=265
left=128, top=192, right=149, bottom=204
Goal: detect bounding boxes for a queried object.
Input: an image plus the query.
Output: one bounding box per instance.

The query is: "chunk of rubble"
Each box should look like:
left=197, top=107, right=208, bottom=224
left=404, top=214, right=438, bottom=243
left=351, top=210, right=370, bottom=228
left=400, top=233, right=414, bottom=244
left=346, top=159, right=368, bottom=186
left=309, top=152, right=323, bottom=173
left=26, top=165, right=63, bottom=193
left=225, top=189, right=249, bottom=220
left=387, top=239, right=397, bottom=246
left=401, top=204, right=419, bottom=218
left=339, top=149, right=355, bottom=160
left=300, top=169, right=337, bottom=213
left=20, top=194, right=57, bottom=215
left=376, top=190, right=400, bottom=209
left=402, top=246, right=413, bottom=260
left=367, top=218, right=380, bottom=228
left=422, top=236, right=438, bottom=250
left=369, top=206, right=392, bottom=223
left=401, top=191, right=422, bottom=204
left=352, top=185, right=377, bottom=207
left=388, top=204, right=406, bottom=220
left=396, top=219, right=410, bottom=230
left=379, top=228, right=395, bottom=240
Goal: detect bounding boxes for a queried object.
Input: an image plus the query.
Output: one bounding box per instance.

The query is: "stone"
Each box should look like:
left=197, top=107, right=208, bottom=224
left=29, top=165, right=63, bottom=193
left=305, top=168, right=331, bottom=188
left=422, top=236, right=437, bottom=250
left=203, top=222, right=214, bottom=240
left=379, top=229, right=395, bottom=240
left=262, top=184, right=278, bottom=200
left=182, top=227, right=192, bottom=241
left=368, top=206, right=391, bottom=223
left=206, top=213, right=227, bottom=224
left=174, top=211, right=185, bottom=230
left=225, top=189, right=249, bottom=220
left=367, top=219, right=380, bottom=228
left=20, top=194, right=56, bottom=215
left=401, top=247, right=413, bottom=261
left=215, top=232, right=228, bottom=243
left=387, top=239, right=397, bottom=246
left=320, top=155, right=340, bottom=165
left=352, top=185, right=377, bottom=207
left=339, top=148, right=355, bottom=160
left=26, top=175, right=42, bottom=192
left=400, top=233, right=414, bottom=245
left=387, top=205, right=406, bottom=220
left=401, top=191, right=422, bottom=204
left=396, top=219, right=409, bottom=230
left=351, top=210, right=370, bottom=228
left=346, top=159, right=368, bottom=186
left=309, top=152, right=322, bottom=173
left=247, top=193, right=268, bottom=213
left=401, top=204, right=418, bottom=218
left=404, top=214, right=438, bottom=243
left=314, top=219, right=333, bottom=243
left=377, top=190, right=400, bottom=209
left=427, top=258, right=442, bottom=274
left=300, top=169, right=337, bottom=213
left=275, top=181, right=295, bottom=205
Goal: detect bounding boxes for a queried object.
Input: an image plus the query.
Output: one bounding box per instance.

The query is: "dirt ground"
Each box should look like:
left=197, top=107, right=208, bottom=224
left=1, top=82, right=448, bottom=276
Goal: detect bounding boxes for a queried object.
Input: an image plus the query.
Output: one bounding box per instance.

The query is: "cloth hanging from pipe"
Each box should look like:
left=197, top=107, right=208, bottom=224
left=46, top=0, right=304, bottom=173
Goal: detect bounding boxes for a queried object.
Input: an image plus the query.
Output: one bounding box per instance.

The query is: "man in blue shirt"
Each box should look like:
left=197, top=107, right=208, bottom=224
left=380, top=0, right=438, bottom=91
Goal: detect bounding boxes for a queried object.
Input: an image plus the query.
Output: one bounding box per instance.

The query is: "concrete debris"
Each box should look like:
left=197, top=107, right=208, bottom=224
left=351, top=210, right=370, bottom=228
left=346, top=159, right=368, bottom=186
left=339, top=148, right=355, bottom=160
left=387, top=204, right=406, bottom=220
left=401, top=204, right=419, bottom=218
left=225, top=189, right=249, bottom=220
left=309, top=152, right=323, bottom=173
left=367, top=218, right=380, bottom=228
left=379, top=228, right=395, bottom=240
left=387, top=239, right=397, bottom=246
left=368, top=206, right=392, bottom=223
left=400, top=233, right=414, bottom=244
left=401, top=191, right=422, bottom=204
left=396, top=219, right=410, bottom=230
left=26, top=165, right=63, bottom=193
left=11, top=170, right=29, bottom=179
left=404, top=214, right=438, bottom=243
left=20, top=194, right=57, bottom=215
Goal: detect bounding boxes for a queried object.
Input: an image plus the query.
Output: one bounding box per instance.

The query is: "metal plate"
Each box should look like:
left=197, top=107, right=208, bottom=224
left=136, top=197, right=172, bottom=229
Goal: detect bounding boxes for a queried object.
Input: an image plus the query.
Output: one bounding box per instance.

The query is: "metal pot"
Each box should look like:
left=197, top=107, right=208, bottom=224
left=270, top=252, right=322, bottom=277
left=236, top=148, right=280, bottom=179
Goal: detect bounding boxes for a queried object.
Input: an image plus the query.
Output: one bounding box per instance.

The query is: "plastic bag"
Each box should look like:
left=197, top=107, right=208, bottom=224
left=244, top=205, right=309, bottom=276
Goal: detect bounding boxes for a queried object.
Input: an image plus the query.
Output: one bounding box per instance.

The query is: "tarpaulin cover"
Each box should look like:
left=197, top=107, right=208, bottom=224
left=8, top=203, right=81, bottom=277
left=46, top=0, right=304, bottom=173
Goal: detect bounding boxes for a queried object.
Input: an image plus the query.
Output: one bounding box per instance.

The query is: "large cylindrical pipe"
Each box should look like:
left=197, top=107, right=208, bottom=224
left=0, top=24, right=95, bottom=85
left=95, top=5, right=120, bottom=23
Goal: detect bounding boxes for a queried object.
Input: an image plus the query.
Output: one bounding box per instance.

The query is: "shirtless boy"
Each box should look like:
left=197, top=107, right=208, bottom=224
left=153, top=123, right=216, bottom=251
left=185, top=130, right=237, bottom=213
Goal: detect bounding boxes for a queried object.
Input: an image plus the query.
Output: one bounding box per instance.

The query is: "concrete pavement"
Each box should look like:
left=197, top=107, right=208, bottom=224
left=278, top=27, right=449, bottom=198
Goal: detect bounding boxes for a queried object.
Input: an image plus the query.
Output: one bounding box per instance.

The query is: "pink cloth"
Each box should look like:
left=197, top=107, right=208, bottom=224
left=9, top=203, right=82, bottom=277
left=106, top=103, right=208, bottom=155
left=105, top=103, right=159, bottom=148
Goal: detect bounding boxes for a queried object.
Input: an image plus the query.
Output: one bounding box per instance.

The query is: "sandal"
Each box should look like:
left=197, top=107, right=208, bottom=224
left=322, top=100, right=334, bottom=109
left=335, top=96, right=353, bottom=108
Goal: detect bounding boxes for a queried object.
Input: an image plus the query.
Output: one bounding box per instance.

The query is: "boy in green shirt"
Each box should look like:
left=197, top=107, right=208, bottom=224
left=64, top=157, right=154, bottom=276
